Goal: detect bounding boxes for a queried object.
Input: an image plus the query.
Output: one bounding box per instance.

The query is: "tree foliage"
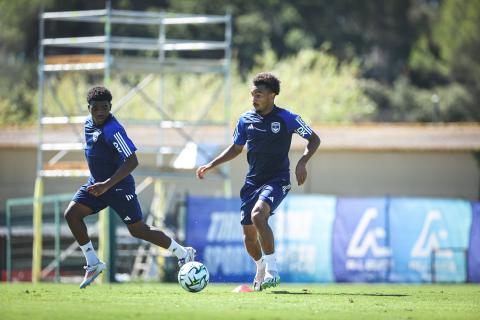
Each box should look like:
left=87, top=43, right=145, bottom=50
left=42, top=48, right=373, bottom=125
left=404, top=0, right=480, bottom=121
left=0, top=0, right=479, bottom=125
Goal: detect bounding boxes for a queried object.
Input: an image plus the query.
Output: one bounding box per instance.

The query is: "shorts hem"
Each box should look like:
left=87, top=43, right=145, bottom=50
left=72, top=199, right=100, bottom=214
left=258, top=195, right=274, bottom=209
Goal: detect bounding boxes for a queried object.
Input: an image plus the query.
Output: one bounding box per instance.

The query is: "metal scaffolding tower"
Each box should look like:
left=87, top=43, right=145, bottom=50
left=33, top=2, right=232, bottom=282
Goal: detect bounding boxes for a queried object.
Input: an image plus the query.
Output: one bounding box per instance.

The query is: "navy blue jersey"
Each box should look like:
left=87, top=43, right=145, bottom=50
left=84, top=114, right=137, bottom=186
left=233, top=105, right=313, bottom=185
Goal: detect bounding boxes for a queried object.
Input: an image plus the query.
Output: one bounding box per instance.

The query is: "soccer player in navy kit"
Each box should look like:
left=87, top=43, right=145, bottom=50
left=196, top=73, right=320, bottom=290
left=65, top=86, right=195, bottom=289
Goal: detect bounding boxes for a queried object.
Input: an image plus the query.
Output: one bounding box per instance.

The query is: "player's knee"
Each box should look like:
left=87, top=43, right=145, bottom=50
left=127, top=223, right=145, bottom=239
left=251, top=210, right=266, bottom=227
left=64, top=202, right=91, bottom=221
left=63, top=210, right=71, bottom=221
left=64, top=208, right=77, bottom=222
left=128, top=226, right=141, bottom=238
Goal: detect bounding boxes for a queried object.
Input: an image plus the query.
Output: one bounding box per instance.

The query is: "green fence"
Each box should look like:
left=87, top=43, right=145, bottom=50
left=4, top=191, right=184, bottom=283
left=5, top=194, right=82, bottom=282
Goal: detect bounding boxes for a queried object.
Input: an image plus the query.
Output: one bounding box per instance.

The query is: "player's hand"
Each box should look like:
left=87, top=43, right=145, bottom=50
left=196, top=164, right=211, bottom=179
left=295, top=160, right=307, bottom=186
left=86, top=181, right=110, bottom=197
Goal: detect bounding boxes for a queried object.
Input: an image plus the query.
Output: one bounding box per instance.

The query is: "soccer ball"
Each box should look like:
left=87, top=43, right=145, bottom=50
left=178, top=261, right=209, bottom=293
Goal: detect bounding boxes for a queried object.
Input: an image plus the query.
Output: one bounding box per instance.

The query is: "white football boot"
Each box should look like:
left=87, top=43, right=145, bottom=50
left=178, top=247, right=196, bottom=267
left=79, top=260, right=106, bottom=289
left=261, top=270, right=280, bottom=290
left=253, top=266, right=266, bottom=292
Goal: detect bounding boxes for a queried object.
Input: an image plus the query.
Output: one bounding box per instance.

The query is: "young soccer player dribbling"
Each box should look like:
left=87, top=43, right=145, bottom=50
left=65, top=86, right=195, bottom=288
left=196, top=73, right=320, bottom=290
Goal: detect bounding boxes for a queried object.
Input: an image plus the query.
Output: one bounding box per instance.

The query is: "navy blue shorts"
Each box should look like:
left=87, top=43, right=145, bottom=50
left=72, top=183, right=143, bottom=225
left=240, top=178, right=291, bottom=225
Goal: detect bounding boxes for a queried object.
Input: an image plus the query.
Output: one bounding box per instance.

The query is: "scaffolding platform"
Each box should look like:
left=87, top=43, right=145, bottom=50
left=37, top=4, right=232, bottom=179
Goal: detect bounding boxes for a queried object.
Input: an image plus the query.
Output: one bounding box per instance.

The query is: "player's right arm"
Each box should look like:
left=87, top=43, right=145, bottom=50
left=196, top=117, right=246, bottom=179
left=196, top=143, right=243, bottom=179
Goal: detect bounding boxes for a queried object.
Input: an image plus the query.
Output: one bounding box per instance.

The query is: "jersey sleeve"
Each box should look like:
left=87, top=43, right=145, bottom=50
left=233, top=117, right=247, bottom=145
left=105, top=124, right=137, bottom=161
left=284, top=112, right=313, bottom=139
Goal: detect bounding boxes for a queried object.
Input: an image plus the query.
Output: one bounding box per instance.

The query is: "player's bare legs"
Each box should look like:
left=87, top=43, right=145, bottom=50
left=127, top=221, right=195, bottom=267
left=127, top=221, right=172, bottom=248
left=243, top=225, right=262, bottom=260
left=64, top=201, right=94, bottom=246
left=243, top=225, right=266, bottom=291
left=64, top=201, right=105, bottom=288
left=251, top=200, right=274, bottom=254
left=251, top=200, right=279, bottom=289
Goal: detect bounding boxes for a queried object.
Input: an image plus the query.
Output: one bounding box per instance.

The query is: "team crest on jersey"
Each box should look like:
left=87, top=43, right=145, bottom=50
left=271, top=122, right=280, bottom=133
left=92, top=130, right=101, bottom=142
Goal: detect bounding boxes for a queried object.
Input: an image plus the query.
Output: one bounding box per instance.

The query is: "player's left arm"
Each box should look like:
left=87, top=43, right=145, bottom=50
left=295, top=131, right=320, bottom=186
left=87, top=153, right=138, bottom=197
left=286, top=113, right=321, bottom=186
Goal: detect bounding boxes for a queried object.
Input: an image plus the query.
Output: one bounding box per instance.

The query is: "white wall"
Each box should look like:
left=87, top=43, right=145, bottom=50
left=0, top=147, right=478, bottom=212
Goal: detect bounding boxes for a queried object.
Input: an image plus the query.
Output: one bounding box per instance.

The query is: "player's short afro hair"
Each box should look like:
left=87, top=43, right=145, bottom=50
left=253, top=72, right=280, bottom=95
left=87, top=86, right=112, bottom=104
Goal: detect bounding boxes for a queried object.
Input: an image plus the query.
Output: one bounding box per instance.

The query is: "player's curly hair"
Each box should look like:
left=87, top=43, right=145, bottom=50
left=253, top=72, right=280, bottom=95
left=86, top=86, right=112, bottom=104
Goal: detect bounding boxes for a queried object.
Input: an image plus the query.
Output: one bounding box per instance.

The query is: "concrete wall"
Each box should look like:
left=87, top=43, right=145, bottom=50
left=299, top=151, right=479, bottom=199
left=0, top=147, right=478, bottom=212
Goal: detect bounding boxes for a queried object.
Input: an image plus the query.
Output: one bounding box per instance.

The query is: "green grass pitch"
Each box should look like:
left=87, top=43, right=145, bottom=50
left=1, top=283, right=479, bottom=319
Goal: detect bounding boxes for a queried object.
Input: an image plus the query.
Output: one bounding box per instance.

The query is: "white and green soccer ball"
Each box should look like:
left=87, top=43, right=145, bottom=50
left=178, top=261, right=209, bottom=293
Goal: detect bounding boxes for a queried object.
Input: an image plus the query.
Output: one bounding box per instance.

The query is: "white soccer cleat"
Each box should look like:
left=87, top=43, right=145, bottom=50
left=253, top=267, right=266, bottom=292
left=178, top=247, right=196, bottom=267
left=260, top=271, right=280, bottom=290
left=79, top=260, right=106, bottom=289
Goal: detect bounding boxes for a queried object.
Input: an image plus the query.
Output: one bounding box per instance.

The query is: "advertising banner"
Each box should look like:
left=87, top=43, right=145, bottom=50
left=272, top=195, right=336, bottom=282
left=186, top=196, right=247, bottom=282
left=468, top=202, right=480, bottom=283
left=389, top=198, right=472, bottom=282
left=186, top=195, right=336, bottom=283
left=186, top=195, right=474, bottom=283
left=332, top=198, right=390, bottom=282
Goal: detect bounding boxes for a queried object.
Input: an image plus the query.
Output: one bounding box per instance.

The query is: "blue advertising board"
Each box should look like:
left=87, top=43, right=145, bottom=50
left=186, top=195, right=476, bottom=283
left=271, top=195, right=336, bottom=282
left=186, top=196, right=248, bottom=282
left=389, top=198, right=472, bottom=282
left=468, top=202, right=480, bottom=283
left=332, top=198, right=390, bottom=282
left=186, top=195, right=336, bottom=283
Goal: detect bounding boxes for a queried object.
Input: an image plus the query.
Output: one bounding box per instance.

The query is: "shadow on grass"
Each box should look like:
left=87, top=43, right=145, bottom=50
left=269, top=290, right=408, bottom=297
left=270, top=290, right=313, bottom=295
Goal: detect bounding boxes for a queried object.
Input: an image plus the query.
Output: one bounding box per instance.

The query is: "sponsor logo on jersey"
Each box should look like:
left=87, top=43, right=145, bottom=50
left=247, top=124, right=266, bottom=132
left=271, top=122, right=280, bottom=133
left=294, top=116, right=313, bottom=137
left=113, top=132, right=133, bottom=156
left=125, top=194, right=134, bottom=201
left=113, top=141, right=122, bottom=153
